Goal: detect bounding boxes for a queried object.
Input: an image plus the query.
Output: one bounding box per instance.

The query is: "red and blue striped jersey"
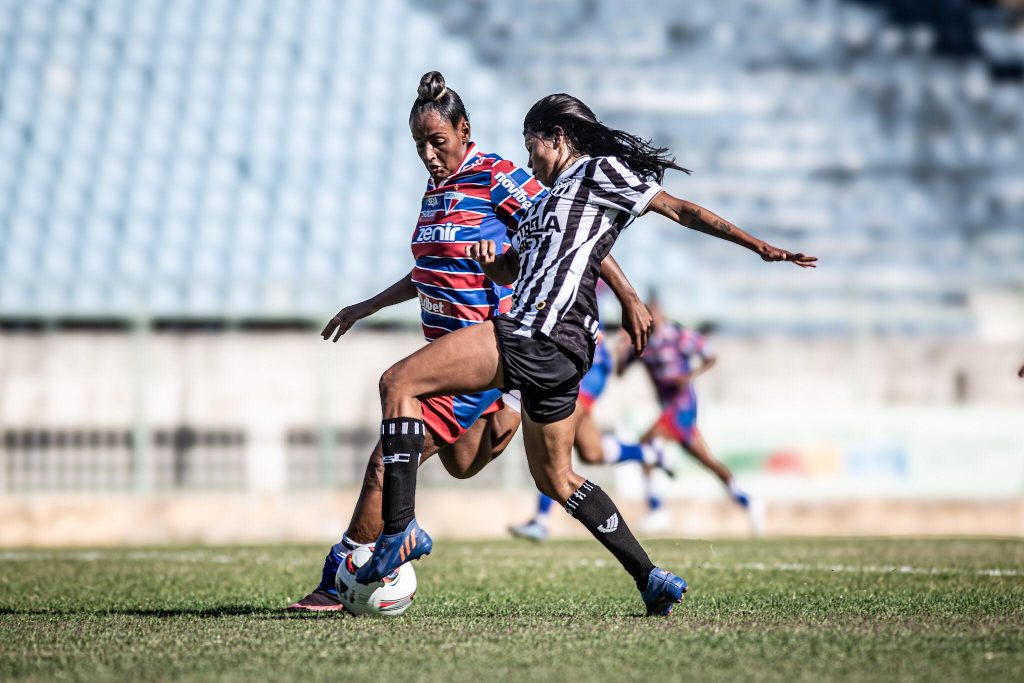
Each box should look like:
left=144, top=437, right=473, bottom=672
left=628, top=323, right=712, bottom=406
left=411, top=143, right=546, bottom=341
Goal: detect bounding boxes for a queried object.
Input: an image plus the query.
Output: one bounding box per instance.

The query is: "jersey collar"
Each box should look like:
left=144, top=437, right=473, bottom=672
left=554, top=155, right=591, bottom=185
left=427, top=142, right=480, bottom=190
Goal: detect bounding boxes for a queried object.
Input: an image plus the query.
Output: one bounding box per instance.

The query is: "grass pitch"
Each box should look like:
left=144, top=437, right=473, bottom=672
left=1, top=538, right=1022, bottom=682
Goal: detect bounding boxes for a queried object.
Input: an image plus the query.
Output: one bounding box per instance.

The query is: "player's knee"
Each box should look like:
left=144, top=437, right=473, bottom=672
left=576, top=446, right=603, bottom=465
left=378, top=363, right=407, bottom=403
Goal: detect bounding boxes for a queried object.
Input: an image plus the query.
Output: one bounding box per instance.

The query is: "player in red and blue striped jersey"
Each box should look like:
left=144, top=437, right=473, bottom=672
left=619, top=299, right=763, bottom=535
left=287, top=72, right=651, bottom=611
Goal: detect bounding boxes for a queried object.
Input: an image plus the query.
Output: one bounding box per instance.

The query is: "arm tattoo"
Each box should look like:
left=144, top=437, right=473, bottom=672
left=683, top=204, right=732, bottom=235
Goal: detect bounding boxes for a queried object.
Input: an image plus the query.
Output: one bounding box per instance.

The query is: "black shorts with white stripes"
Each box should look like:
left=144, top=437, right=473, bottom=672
left=492, top=316, right=585, bottom=424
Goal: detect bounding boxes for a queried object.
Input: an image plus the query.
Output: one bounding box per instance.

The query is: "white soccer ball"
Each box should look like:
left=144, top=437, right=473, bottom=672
left=335, top=545, right=417, bottom=617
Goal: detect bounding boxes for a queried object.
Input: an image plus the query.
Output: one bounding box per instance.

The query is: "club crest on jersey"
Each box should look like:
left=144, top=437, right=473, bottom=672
left=444, top=191, right=466, bottom=214
left=415, top=222, right=462, bottom=243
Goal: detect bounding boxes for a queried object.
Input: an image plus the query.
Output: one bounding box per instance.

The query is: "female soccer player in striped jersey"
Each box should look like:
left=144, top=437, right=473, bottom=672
left=356, top=93, right=815, bottom=616
left=287, top=75, right=652, bottom=611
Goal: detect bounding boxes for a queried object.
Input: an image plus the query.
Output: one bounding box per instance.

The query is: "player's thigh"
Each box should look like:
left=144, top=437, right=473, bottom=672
left=383, top=321, right=503, bottom=399
left=436, top=417, right=493, bottom=480
left=573, top=404, right=604, bottom=464
left=640, top=418, right=678, bottom=445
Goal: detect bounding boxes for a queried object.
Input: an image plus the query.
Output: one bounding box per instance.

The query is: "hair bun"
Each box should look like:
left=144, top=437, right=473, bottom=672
left=417, top=71, right=448, bottom=102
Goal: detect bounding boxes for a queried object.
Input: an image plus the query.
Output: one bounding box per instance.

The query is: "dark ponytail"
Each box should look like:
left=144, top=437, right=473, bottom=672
left=409, top=71, right=469, bottom=127
left=523, top=93, right=689, bottom=183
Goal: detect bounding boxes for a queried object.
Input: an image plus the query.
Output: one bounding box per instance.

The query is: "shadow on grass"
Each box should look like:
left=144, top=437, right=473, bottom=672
left=0, top=605, right=323, bottom=619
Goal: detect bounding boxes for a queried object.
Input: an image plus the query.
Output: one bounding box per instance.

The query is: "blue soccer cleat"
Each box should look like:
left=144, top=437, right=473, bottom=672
left=641, top=567, right=688, bottom=616
left=355, top=518, right=433, bottom=585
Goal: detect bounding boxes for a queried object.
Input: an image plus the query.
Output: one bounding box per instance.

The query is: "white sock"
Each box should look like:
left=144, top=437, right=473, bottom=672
left=640, top=443, right=660, bottom=466
left=600, top=434, right=621, bottom=464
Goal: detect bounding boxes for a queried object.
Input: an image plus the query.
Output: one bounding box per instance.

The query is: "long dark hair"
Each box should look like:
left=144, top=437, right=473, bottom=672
left=523, top=94, right=689, bottom=182
left=409, top=71, right=469, bottom=126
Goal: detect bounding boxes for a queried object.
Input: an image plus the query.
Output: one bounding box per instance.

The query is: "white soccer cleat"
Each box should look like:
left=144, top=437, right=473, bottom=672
left=508, top=519, right=549, bottom=543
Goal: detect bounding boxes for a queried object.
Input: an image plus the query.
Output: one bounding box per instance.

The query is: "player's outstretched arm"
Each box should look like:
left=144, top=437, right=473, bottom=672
left=322, top=271, right=418, bottom=342
left=466, top=240, right=519, bottom=285
left=600, top=254, right=653, bottom=354
left=647, top=193, right=817, bottom=268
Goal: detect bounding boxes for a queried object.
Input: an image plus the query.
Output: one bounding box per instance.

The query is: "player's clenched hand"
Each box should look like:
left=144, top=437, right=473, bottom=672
left=758, top=243, right=817, bottom=268
left=466, top=239, right=498, bottom=265
left=321, top=301, right=374, bottom=342
left=620, top=295, right=653, bottom=355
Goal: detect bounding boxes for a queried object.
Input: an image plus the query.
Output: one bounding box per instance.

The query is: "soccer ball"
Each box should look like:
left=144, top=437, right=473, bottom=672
left=335, top=545, right=417, bottom=616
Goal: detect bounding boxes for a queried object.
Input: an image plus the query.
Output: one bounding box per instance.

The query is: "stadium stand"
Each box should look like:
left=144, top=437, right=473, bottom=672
left=0, top=0, right=1021, bottom=334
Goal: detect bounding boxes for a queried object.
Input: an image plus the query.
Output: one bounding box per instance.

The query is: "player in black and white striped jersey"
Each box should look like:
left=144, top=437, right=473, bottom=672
left=504, top=153, right=668, bottom=367
left=357, top=93, right=815, bottom=616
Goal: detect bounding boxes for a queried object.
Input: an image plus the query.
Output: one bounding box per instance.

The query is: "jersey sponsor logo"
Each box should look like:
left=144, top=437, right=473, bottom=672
left=415, top=222, right=462, bottom=243
left=382, top=453, right=412, bottom=465
left=425, top=195, right=441, bottom=208
left=418, top=292, right=453, bottom=318
left=597, top=513, right=619, bottom=534
left=445, top=191, right=466, bottom=213
left=494, top=171, right=534, bottom=209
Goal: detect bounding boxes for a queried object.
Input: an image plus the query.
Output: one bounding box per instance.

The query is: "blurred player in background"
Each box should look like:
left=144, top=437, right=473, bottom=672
left=619, top=299, right=764, bottom=535
left=288, top=72, right=649, bottom=611
left=508, top=325, right=673, bottom=542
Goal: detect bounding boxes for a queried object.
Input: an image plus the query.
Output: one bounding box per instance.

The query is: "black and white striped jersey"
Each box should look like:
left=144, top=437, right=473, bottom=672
left=506, top=155, right=662, bottom=365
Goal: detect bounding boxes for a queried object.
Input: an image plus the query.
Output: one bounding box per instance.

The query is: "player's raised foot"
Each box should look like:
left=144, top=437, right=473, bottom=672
left=286, top=588, right=346, bottom=612
left=355, top=518, right=432, bottom=585
left=507, top=519, right=549, bottom=543
left=641, top=567, right=688, bottom=616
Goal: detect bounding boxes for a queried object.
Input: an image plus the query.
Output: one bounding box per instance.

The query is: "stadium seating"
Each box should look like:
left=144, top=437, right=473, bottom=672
left=0, top=0, right=1021, bottom=334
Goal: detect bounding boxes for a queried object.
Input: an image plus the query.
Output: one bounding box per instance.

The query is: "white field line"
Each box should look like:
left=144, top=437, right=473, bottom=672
left=0, top=551, right=1020, bottom=578
left=565, top=558, right=1023, bottom=577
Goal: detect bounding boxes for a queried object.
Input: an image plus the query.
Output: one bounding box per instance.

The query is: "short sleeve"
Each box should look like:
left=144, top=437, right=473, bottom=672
left=689, top=332, right=712, bottom=360
left=490, top=158, right=547, bottom=225
left=584, top=157, right=663, bottom=217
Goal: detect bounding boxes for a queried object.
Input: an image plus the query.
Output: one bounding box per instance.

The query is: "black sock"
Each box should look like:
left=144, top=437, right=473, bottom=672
left=565, top=480, right=655, bottom=590
left=380, top=417, right=425, bottom=535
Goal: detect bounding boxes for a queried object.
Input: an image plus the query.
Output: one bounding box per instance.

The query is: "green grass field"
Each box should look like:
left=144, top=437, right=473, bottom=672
left=2, top=538, right=1022, bottom=682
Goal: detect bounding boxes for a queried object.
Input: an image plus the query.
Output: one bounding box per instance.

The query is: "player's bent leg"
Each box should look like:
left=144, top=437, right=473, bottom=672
left=359, top=322, right=505, bottom=584
left=521, top=413, right=686, bottom=616
left=680, top=429, right=763, bottom=536
left=572, top=404, right=605, bottom=465
left=489, top=400, right=522, bottom=457
left=437, top=417, right=494, bottom=480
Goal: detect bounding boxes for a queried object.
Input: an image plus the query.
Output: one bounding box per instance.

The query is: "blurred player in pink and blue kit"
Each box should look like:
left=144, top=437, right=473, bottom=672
left=620, top=297, right=763, bottom=534
left=509, top=325, right=673, bottom=542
